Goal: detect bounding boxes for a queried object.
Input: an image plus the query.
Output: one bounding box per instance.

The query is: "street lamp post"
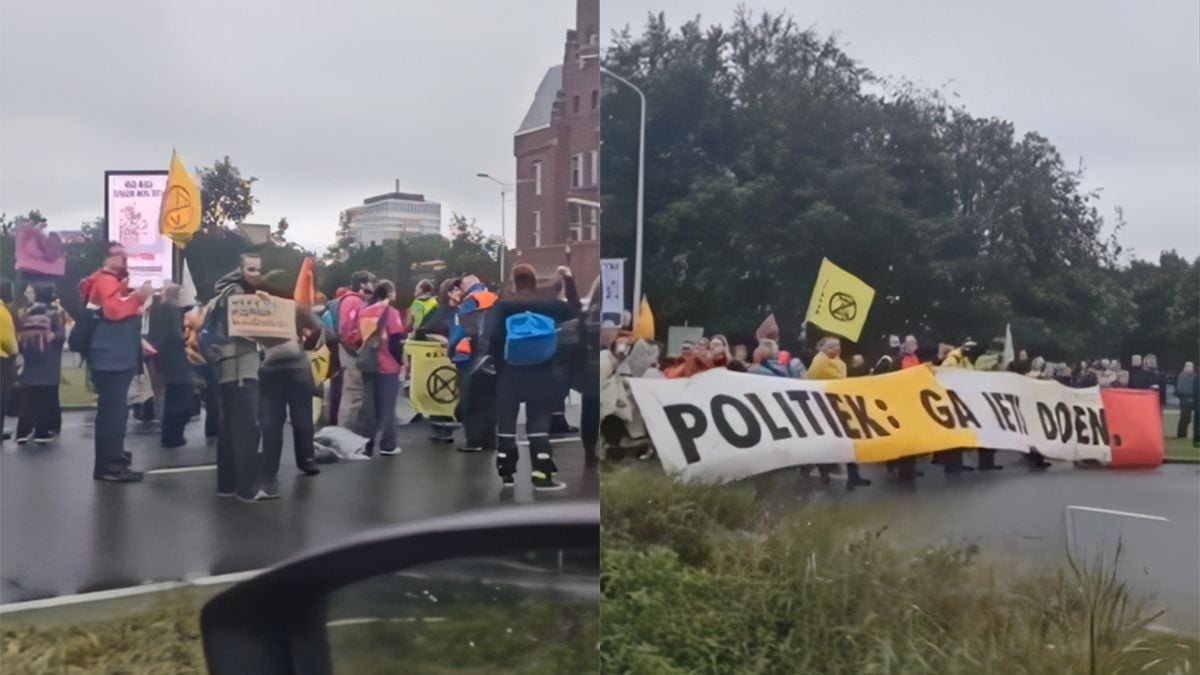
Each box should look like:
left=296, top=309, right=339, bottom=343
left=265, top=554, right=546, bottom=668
left=476, top=173, right=534, bottom=283
left=598, top=66, right=646, bottom=329
left=475, top=173, right=507, bottom=281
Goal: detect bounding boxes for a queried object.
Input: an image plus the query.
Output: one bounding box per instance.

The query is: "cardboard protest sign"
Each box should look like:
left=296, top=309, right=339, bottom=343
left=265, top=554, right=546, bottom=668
left=628, top=367, right=1161, bottom=483
left=226, top=295, right=296, bottom=341
left=804, top=258, right=875, bottom=342
left=405, top=340, right=459, bottom=418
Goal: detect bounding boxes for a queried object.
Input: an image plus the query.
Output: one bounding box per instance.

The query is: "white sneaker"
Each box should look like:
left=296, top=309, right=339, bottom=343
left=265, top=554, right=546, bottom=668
left=379, top=447, right=402, bottom=456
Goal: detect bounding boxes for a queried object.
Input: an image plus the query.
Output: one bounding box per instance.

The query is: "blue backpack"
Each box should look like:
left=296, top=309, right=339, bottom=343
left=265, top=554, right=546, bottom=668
left=504, top=312, right=557, bottom=366
left=321, top=297, right=342, bottom=334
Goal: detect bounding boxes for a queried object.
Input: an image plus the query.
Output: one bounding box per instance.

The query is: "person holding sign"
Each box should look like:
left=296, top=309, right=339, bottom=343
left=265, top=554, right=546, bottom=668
left=937, top=338, right=981, bottom=473
left=258, top=295, right=326, bottom=487
left=79, top=242, right=155, bottom=482
left=807, top=337, right=871, bottom=491
left=204, top=254, right=271, bottom=501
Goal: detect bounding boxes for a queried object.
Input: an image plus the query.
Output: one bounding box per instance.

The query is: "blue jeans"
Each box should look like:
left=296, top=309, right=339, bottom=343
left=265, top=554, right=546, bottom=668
left=91, top=369, right=135, bottom=476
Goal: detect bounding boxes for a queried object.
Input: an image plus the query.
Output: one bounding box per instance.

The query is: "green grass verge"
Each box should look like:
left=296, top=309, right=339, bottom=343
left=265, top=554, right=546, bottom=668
left=58, top=365, right=96, bottom=408
left=0, top=582, right=597, bottom=674
left=1, top=592, right=207, bottom=674
left=1165, top=436, right=1200, bottom=462
left=601, top=468, right=1199, bottom=674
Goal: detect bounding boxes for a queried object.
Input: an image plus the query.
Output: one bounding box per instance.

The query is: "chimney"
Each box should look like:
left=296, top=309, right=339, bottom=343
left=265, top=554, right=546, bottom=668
left=395, top=179, right=400, bottom=193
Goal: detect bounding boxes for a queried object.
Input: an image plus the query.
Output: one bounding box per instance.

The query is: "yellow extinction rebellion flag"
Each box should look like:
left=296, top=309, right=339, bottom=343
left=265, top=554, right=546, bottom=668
left=405, top=340, right=459, bottom=418
left=804, top=258, right=875, bottom=342
left=159, top=150, right=202, bottom=248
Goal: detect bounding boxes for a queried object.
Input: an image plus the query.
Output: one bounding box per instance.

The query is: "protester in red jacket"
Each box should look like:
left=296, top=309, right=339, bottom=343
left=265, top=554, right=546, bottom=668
left=80, top=242, right=154, bottom=483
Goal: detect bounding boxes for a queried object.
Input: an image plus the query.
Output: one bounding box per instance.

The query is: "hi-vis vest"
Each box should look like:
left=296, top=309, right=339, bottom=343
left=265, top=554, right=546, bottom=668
left=410, top=296, right=438, bottom=331
left=450, top=289, right=497, bottom=362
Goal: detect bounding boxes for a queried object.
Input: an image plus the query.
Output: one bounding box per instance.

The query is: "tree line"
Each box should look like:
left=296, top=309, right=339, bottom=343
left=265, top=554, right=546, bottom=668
left=600, top=9, right=1198, bottom=368
left=1, top=157, right=500, bottom=314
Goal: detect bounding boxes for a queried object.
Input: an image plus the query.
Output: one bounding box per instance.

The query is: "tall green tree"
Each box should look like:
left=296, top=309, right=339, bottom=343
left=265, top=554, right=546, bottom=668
left=197, top=156, right=258, bottom=232
left=601, top=9, right=1138, bottom=359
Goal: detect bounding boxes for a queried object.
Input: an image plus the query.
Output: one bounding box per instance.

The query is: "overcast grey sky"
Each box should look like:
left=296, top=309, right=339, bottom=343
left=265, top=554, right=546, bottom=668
left=605, top=0, right=1200, bottom=261
left=1, top=1, right=573, bottom=252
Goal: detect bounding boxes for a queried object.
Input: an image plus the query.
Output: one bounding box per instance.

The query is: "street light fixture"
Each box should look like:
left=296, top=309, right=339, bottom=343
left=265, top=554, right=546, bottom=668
left=591, top=60, right=646, bottom=329
left=475, top=173, right=533, bottom=282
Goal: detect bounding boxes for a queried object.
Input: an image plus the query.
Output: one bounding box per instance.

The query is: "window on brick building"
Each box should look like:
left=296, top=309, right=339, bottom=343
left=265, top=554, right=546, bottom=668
left=532, top=211, right=541, bottom=247
left=571, top=154, right=583, bottom=188
left=573, top=95, right=580, bottom=114
left=589, top=151, right=598, bottom=186
left=568, top=203, right=582, bottom=241
left=533, top=161, right=542, bottom=196
left=586, top=206, right=598, bottom=241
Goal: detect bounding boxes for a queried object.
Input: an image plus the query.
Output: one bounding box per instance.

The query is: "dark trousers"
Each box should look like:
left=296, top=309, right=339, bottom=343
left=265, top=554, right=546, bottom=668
left=496, top=365, right=556, bottom=479
left=200, top=365, right=220, bottom=439
left=893, top=457, right=918, bottom=481
left=328, top=370, right=343, bottom=426
left=977, top=448, right=997, bottom=470
left=1178, top=401, right=1195, bottom=439
left=580, top=391, right=599, bottom=455
left=0, top=357, right=14, bottom=430
left=17, top=385, right=59, bottom=439
left=941, top=450, right=966, bottom=472
left=217, top=380, right=261, bottom=499
left=363, top=372, right=400, bottom=452
left=260, top=368, right=316, bottom=481
left=549, top=360, right=572, bottom=432
left=161, top=383, right=194, bottom=447
left=92, top=369, right=136, bottom=476
left=461, top=369, right=497, bottom=451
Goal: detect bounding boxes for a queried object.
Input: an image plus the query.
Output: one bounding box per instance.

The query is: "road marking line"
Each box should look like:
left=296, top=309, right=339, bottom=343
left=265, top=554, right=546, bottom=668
left=1064, top=505, right=1171, bottom=560
left=145, top=464, right=218, bottom=475
left=1066, top=505, right=1170, bottom=522
left=0, top=569, right=265, bottom=614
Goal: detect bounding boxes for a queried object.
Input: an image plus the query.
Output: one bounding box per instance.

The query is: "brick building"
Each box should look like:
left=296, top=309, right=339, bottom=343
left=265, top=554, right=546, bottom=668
left=511, top=0, right=600, bottom=292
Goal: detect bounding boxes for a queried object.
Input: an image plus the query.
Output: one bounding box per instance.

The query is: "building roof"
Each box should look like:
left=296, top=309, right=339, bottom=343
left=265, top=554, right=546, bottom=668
left=363, top=191, right=431, bottom=205
left=515, top=65, right=562, bottom=136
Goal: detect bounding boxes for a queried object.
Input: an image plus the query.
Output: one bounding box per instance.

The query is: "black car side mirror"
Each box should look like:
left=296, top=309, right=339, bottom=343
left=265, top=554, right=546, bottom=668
left=201, top=501, right=599, bottom=675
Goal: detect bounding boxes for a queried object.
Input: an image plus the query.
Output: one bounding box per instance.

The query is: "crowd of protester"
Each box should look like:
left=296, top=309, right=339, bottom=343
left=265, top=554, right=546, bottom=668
left=0, top=243, right=597, bottom=500
left=598, top=320, right=1199, bottom=485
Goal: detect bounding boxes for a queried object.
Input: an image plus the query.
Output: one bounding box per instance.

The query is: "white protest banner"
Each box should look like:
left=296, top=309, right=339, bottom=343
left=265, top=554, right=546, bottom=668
left=627, top=366, right=1146, bottom=483
left=600, top=258, right=624, bottom=325
left=105, top=171, right=175, bottom=288
left=226, top=294, right=297, bottom=341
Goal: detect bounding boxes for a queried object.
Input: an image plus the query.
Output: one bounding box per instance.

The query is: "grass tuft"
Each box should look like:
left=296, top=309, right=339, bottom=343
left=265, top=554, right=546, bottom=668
left=601, top=470, right=1199, bottom=675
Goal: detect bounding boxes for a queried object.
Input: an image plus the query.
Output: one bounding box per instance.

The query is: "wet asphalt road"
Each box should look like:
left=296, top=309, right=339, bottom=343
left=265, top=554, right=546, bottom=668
left=748, top=455, right=1200, bottom=633
left=0, top=410, right=598, bottom=604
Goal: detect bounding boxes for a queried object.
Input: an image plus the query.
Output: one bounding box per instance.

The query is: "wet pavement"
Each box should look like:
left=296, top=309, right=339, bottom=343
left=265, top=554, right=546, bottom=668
left=750, top=456, right=1200, bottom=633
left=0, top=410, right=598, bottom=604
